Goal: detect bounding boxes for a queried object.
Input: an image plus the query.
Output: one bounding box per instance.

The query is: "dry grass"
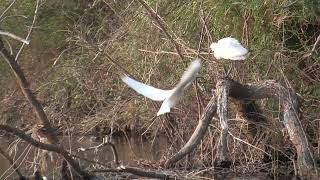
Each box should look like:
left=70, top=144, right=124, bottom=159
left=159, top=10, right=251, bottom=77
left=0, top=0, right=319, bottom=178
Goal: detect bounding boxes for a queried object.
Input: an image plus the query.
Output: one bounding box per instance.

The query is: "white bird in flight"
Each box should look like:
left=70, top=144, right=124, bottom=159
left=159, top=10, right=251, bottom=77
left=121, top=59, right=202, bottom=116
left=210, top=37, right=248, bottom=60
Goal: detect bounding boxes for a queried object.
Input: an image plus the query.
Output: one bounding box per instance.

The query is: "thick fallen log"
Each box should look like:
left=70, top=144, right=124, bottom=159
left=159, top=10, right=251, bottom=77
left=216, top=78, right=315, bottom=174
left=165, top=77, right=316, bottom=175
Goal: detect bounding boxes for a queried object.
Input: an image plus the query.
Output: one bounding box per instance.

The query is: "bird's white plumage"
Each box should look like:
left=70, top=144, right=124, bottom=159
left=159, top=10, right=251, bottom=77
left=210, top=37, right=248, bottom=60
left=178, top=59, right=202, bottom=88
left=121, top=75, right=172, bottom=101
left=157, top=99, right=171, bottom=116
left=121, top=59, right=202, bottom=116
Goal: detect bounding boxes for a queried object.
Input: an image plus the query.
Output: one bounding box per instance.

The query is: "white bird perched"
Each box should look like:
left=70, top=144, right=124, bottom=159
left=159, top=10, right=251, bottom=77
left=121, top=59, right=202, bottom=116
left=210, top=37, right=248, bottom=60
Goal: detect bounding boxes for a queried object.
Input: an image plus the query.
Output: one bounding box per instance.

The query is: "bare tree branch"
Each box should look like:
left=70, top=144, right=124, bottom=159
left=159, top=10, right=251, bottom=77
left=0, top=37, right=59, bottom=144
left=0, top=125, right=91, bottom=179
left=80, top=136, right=174, bottom=179
left=165, top=93, right=217, bottom=167
left=78, top=137, right=119, bottom=165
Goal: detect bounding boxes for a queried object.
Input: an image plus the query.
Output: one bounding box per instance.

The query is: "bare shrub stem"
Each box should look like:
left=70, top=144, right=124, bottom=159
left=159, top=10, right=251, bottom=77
left=136, top=0, right=184, bottom=60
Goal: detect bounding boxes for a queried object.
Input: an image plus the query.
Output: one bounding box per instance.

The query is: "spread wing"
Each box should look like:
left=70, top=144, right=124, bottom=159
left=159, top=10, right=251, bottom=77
left=176, top=59, right=202, bottom=89
left=121, top=75, right=172, bottom=101
left=157, top=99, right=171, bottom=116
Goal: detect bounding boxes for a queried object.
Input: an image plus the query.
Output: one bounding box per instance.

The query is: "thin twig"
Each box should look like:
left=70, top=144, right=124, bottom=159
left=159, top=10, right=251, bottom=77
left=15, top=0, right=39, bottom=61
left=78, top=137, right=119, bottom=165
left=136, top=0, right=184, bottom=60
left=92, top=165, right=172, bottom=179
left=0, top=147, right=26, bottom=179
left=139, top=49, right=209, bottom=56
left=197, top=10, right=206, bottom=58
left=104, top=53, right=132, bottom=76
left=52, top=48, right=68, bottom=66
left=0, top=31, right=30, bottom=44
left=282, top=0, right=299, bottom=8
left=2, top=144, right=32, bottom=180
left=71, top=153, right=111, bottom=167
left=311, top=33, right=320, bottom=53
left=0, top=0, right=17, bottom=20
left=228, top=131, right=271, bottom=156
left=199, top=7, right=213, bottom=44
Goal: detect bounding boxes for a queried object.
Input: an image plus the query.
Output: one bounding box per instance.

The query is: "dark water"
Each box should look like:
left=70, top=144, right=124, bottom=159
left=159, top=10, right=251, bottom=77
left=0, top=135, right=168, bottom=179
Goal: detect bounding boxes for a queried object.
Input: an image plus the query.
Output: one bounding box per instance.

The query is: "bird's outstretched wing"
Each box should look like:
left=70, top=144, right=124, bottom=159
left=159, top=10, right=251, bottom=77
left=157, top=99, right=171, bottom=116
left=121, top=75, right=172, bottom=101
left=156, top=59, right=201, bottom=116
left=176, top=59, right=202, bottom=89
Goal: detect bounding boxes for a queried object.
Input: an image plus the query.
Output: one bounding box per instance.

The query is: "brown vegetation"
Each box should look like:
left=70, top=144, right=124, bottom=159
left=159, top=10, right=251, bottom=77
left=0, top=0, right=319, bottom=179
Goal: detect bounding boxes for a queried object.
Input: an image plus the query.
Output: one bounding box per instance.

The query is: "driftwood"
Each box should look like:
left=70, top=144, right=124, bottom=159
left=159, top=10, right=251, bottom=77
left=165, top=77, right=316, bottom=176
left=215, top=80, right=230, bottom=166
